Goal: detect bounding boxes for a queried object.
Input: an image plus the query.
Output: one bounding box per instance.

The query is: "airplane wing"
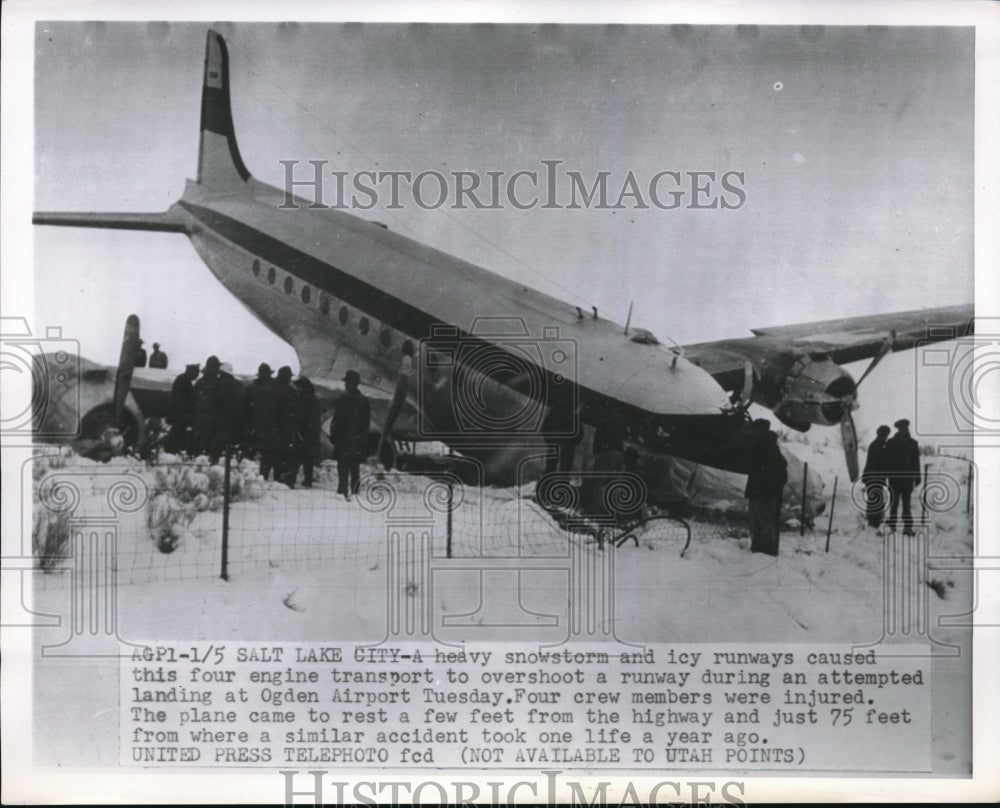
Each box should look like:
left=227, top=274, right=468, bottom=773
left=683, top=304, right=974, bottom=393
left=681, top=303, right=973, bottom=481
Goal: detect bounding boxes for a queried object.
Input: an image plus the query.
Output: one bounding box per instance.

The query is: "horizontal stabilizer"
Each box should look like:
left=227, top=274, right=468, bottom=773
left=32, top=210, right=187, bottom=233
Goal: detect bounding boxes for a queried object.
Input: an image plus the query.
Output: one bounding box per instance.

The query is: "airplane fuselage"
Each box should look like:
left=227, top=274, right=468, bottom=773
left=172, top=177, right=744, bottom=482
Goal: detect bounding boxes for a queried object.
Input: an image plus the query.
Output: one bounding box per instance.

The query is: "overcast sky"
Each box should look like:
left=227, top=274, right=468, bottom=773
left=33, top=22, right=974, bottom=420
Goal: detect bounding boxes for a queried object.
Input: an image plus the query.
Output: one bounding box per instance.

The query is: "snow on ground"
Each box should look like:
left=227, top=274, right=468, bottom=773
left=28, top=438, right=974, bottom=773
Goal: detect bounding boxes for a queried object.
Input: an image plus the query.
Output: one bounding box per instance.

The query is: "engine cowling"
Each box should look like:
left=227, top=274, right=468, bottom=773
left=761, top=353, right=857, bottom=431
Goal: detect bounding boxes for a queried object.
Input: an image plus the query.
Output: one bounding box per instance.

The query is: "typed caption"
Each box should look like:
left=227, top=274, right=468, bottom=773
left=122, top=642, right=929, bottom=772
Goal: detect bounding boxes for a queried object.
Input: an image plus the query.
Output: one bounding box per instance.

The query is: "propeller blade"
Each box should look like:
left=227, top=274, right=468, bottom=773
left=841, top=412, right=860, bottom=482
left=112, top=314, right=142, bottom=428
left=740, top=360, right=754, bottom=406
left=855, top=331, right=895, bottom=389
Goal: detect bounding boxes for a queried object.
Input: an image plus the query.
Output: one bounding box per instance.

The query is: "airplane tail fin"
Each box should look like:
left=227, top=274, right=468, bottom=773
left=197, top=29, right=251, bottom=191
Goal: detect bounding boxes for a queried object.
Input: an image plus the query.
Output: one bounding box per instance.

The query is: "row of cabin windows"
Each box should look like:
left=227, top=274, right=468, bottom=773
left=250, top=257, right=397, bottom=352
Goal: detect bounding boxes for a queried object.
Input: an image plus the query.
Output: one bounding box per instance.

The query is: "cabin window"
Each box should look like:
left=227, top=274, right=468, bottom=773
left=301, top=285, right=311, bottom=304
left=267, top=267, right=276, bottom=284
left=379, top=328, right=392, bottom=349
left=319, top=294, right=329, bottom=314
left=252, top=259, right=260, bottom=277
left=359, top=317, right=371, bottom=336
left=284, top=276, right=293, bottom=294
left=338, top=306, right=349, bottom=325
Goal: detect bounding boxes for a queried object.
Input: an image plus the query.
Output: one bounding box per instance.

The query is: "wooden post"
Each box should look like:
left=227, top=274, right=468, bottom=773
left=825, top=476, right=838, bottom=552
left=220, top=449, right=231, bottom=581
left=800, top=462, right=808, bottom=536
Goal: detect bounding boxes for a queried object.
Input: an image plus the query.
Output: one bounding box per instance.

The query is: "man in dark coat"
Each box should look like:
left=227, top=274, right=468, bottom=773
left=273, top=366, right=300, bottom=487
left=149, top=342, right=168, bottom=369
left=293, top=376, right=322, bottom=488
left=165, top=363, right=199, bottom=454
left=745, top=419, right=787, bottom=557
left=212, top=361, right=245, bottom=462
left=244, top=363, right=275, bottom=477
left=191, top=356, right=223, bottom=459
left=330, top=369, right=370, bottom=499
left=862, top=425, right=892, bottom=528
left=885, top=418, right=922, bottom=536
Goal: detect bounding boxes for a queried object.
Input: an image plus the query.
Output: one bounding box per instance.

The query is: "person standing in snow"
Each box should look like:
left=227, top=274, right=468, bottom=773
left=885, top=418, right=922, bottom=536
left=862, top=425, right=892, bottom=528
left=744, top=418, right=787, bottom=557
left=330, top=370, right=370, bottom=500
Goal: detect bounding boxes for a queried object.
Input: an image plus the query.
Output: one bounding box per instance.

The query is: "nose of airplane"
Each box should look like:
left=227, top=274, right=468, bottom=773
left=613, top=351, right=734, bottom=417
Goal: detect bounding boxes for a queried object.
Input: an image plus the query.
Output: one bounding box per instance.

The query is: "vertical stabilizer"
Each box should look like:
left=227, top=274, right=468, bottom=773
left=198, top=30, right=251, bottom=190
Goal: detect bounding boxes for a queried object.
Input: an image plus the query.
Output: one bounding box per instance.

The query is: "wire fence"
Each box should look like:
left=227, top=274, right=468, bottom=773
left=31, top=449, right=717, bottom=587
left=34, top=448, right=971, bottom=587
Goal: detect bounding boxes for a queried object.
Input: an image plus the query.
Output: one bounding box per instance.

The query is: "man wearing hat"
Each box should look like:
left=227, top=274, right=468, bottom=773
left=744, top=418, right=787, bottom=556
left=149, top=342, right=168, bottom=369
left=213, top=361, right=245, bottom=461
left=862, top=425, right=892, bottom=529
left=165, top=363, right=199, bottom=454
left=885, top=418, right=922, bottom=536
left=273, top=366, right=300, bottom=487
left=330, top=369, right=371, bottom=499
left=293, top=376, right=321, bottom=488
left=192, top=355, right=223, bottom=458
left=244, top=363, right=276, bottom=476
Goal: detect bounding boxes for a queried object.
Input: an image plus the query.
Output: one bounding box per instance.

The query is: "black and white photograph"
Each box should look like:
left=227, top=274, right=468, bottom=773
left=2, top=1, right=998, bottom=803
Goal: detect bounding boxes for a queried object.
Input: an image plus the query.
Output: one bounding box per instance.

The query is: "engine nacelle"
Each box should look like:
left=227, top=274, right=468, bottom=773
left=32, top=352, right=144, bottom=455
left=761, top=353, right=856, bottom=431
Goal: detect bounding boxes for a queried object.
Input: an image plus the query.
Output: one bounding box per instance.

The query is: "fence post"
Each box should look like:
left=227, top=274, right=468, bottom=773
left=446, top=477, right=453, bottom=559
left=825, top=476, right=838, bottom=552
left=220, top=448, right=231, bottom=581
left=800, top=461, right=808, bottom=536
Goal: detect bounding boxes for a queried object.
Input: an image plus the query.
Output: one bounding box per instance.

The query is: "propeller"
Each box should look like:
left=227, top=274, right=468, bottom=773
left=112, top=314, right=142, bottom=429
left=838, top=333, right=894, bottom=482
left=840, top=412, right=859, bottom=482
left=854, top=330, right=895, bottom=388
left=737, top=360, right=755, bottom=411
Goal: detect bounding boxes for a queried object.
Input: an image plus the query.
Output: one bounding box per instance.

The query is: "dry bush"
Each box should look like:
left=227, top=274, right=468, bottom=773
left=145, top=457, right=263, bottom=553
left=32, top=505, right=72, bottom=572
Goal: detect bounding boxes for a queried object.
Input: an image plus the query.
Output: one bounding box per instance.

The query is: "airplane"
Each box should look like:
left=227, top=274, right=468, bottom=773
left=34, top=29, right=974, bottom=488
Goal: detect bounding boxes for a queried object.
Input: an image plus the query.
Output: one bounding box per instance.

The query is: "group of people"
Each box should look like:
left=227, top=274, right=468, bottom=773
left=163, top=357, right=321, bottom=488
left=862, top=419, right=922, bottom=536
left=156, top=350, right=924, bottom=544
left=132, top=339, right=168, bottom=369
left=161, top=358, right=371, bottom=495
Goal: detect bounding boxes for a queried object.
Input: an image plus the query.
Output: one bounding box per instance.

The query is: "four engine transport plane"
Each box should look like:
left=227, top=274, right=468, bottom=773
left=34, top=29, right=973, bottom=485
